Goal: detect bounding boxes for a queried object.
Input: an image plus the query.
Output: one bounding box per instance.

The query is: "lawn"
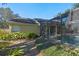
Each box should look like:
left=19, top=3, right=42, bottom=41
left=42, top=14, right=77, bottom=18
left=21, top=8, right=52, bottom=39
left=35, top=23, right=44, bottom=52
left=41, top=44, right=79, bottom=56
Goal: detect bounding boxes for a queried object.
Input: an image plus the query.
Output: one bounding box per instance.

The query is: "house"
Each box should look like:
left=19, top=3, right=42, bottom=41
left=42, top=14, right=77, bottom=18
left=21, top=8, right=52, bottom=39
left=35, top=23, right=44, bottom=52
left=34, top=18, right=48, bottom=36
left=49, top=12, right=69, bottom=36
left=49, top=18, right=61, bottom=35
left=65, top=8, right=79, bottom=34
left=0, top=18, right=40, bottom=35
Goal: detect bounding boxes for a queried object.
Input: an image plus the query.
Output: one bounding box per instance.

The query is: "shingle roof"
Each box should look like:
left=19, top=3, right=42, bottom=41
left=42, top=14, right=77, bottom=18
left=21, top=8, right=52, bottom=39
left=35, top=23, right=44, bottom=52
left=10, top=18, right=36, bottom=24
left=50, top=11, right=69, bottom=21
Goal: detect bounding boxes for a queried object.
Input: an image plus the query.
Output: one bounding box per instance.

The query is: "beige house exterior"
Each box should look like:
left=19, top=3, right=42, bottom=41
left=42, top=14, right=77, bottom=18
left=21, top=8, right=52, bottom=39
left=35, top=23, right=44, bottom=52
left=0, top=19, right=40, bottom=35
left=66, top=8, right=79, bottom=34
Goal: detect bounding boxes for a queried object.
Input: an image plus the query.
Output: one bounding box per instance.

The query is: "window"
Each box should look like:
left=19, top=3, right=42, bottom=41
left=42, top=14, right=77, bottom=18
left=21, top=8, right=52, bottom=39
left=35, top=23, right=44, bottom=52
left=11, top=26, right=21, bottom=32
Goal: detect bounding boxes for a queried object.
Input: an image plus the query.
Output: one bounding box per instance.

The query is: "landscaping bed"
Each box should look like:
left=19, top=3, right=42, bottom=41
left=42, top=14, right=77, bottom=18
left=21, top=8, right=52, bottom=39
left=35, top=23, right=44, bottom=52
left=0, top=31, right=39, bottom=56
left=0, top=29, right=39, bottom=40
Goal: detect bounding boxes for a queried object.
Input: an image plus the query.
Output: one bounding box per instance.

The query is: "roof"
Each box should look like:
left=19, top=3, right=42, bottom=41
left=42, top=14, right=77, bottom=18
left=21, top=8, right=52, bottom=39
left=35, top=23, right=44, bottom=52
left=73, top=8, right=79, bottom=12
left=50, top=11, right=69, bottom=21
left=51, top=14, right=69, bottom=20
left=9, top=18, right=37, bottom=24
left=34, top=18, right=48, bottom=23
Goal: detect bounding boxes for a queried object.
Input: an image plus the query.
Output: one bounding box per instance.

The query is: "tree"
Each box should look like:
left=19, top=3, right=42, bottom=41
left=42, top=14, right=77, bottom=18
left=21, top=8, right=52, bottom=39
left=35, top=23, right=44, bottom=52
left=0, top=7, right=21, bottom=21
left=62, top=9, right=70, bottom=16
left=73, top=3, right=79, bottom=9
left=0, top=7, right=21, bottom=29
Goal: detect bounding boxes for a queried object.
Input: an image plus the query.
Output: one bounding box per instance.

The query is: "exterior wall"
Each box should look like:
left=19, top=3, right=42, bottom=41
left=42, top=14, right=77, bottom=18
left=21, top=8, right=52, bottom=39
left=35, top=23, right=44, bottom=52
left=63, top=8, right=79, bottom=46
left=11, top=24, right=40, bottom=35
left=71, top=9, right=79, bottom=33
left=7, top=22, right=40, bottom=35
left=68, top=8, right=79, bottom=33
left=49, top=21, right=61, bottom=35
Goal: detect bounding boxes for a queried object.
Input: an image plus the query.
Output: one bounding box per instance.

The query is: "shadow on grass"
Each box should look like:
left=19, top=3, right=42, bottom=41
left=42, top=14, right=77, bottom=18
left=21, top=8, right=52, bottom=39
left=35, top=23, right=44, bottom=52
left=36, top=41, right=54, bottom=51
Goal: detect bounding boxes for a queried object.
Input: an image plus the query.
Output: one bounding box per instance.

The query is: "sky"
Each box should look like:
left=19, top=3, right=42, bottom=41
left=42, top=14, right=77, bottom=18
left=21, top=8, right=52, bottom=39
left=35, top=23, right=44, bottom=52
left=0, top=3, right=73, bottom=19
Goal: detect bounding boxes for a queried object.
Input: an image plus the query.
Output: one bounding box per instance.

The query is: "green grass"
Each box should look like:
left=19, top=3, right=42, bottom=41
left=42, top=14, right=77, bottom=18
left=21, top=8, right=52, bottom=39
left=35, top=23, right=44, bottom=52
left=42, top=44, right=79, bottom=56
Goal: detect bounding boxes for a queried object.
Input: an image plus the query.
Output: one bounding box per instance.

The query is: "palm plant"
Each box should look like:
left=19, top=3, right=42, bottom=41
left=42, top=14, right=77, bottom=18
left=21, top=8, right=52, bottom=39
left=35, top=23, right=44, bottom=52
left=7, top=47, right=24, bottom=56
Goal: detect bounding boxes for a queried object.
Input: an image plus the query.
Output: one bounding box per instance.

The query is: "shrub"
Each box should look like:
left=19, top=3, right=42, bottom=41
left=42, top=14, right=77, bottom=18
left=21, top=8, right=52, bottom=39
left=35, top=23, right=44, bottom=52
left=0, top=32, right=39, bottom=40
left=0, top=32, right=29, bottom=40
left=27, top=33, right=39, bottom=40
left=9, top=32, right=27, bottom=40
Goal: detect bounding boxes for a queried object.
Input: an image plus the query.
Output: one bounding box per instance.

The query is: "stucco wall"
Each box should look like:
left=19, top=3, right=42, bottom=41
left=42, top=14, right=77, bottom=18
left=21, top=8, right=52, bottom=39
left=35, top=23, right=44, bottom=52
left=8, top=22, right=40, bottom=35
left=70, top=9, right=79, bottom=33
left=66, top=8, right=79, bottom=33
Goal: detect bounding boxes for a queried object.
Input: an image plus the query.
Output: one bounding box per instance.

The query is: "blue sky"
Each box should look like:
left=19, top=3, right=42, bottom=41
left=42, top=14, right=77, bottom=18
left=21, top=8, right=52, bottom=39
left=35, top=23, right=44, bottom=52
left=0, top=3, right=73, bottom=19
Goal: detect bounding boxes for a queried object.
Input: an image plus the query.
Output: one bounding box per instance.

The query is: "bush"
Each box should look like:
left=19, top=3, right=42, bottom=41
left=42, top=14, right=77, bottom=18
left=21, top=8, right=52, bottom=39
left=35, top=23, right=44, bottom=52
left=27, top=33, right=39, bottom=40
left=9, top=32, right=27, bottom=40
left=0, top=32, right=39, bottom=40
left=0, top=32, right=29, bottom=40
